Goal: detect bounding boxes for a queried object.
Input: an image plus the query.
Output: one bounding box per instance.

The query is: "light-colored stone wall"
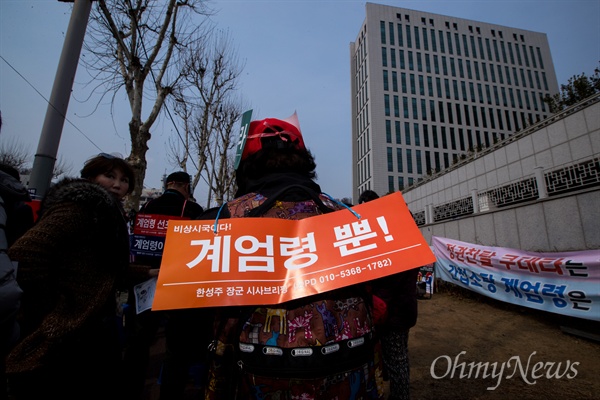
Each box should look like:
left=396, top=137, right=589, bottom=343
left=404, top=96, right=600, bottom=252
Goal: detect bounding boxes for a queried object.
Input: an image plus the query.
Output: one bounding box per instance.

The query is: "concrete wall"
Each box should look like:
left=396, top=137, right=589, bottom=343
left=403, top=95, right=600, bottom=252
left=417, top=188, right=599, bottom=252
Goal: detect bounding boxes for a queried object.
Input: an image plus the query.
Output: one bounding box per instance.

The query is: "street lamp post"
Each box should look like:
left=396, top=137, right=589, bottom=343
left=28, top=0, right=93, bottom=199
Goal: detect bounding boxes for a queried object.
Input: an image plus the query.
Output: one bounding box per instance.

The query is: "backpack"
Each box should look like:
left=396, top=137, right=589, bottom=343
left=205, top=185, right=384, bottom=399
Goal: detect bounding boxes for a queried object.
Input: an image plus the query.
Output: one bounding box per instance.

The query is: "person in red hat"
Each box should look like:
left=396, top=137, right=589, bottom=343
left=199, top=112, right=385, bottom=400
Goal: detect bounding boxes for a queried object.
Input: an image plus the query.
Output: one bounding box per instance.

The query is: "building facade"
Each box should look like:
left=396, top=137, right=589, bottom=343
left=350, top=3, right=559, bottom=202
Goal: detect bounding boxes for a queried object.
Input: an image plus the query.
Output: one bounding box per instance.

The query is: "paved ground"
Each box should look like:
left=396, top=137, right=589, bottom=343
left=142, top=327, right=391, bottom=399
left=142, top=284, right=599, bottom=399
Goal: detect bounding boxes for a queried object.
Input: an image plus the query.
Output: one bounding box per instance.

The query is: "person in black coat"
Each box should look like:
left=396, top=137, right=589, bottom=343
left=124, top=171, right=205, bottom=400
left=6, top=153, right=135, bottom=399
left=359, top=190, right=419, bottom=400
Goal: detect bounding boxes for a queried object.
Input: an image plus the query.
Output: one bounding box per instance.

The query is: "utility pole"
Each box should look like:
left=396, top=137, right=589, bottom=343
left=28, top=0, right=93, bottom=199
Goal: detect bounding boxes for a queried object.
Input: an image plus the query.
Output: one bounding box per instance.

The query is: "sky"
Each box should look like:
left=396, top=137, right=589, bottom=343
left=1, top=0, right=599, bottom=205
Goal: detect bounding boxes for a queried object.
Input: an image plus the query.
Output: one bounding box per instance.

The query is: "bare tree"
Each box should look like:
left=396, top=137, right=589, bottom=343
left=0, top=139, right=30, bottom=173
left=81, top=0, right=211, bottom=211
left=0, top=137, right=72, bottom=181
left=168, top=30, right=246, bottom=208
left=51, top=156, right=73, bottom=180
left=543, top=64, right=600, bottom=113
left=207, top=99, right=244, bottom=206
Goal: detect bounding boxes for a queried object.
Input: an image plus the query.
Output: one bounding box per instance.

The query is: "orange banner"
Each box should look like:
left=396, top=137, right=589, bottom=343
left=153, top=192, right=436, bottom=310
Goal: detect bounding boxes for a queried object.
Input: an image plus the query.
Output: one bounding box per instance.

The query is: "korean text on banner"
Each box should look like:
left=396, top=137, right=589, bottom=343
left=153, top=192, right=436, bottom=310
left=433, top=236, right=600, bottom=321
left=130, top=213, right=186, bottom=258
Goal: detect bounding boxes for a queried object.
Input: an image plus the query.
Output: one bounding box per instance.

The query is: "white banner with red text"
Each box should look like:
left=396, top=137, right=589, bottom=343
left=433, top=236, right=600, bottom=321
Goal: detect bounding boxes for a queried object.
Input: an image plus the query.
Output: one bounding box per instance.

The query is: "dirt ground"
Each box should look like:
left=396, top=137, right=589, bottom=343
left=408, top=283, right=600, bottom=400
left=144, top=282, right=600, bottom=399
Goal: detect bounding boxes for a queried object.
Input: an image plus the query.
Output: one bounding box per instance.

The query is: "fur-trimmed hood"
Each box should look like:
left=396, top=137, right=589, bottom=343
left=39, top=177, right=120, bottom=218
left=6, top=177, right=131, bottom=374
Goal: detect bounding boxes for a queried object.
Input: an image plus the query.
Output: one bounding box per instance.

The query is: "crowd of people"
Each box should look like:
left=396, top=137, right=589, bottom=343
left=1, top=112, right=422, bottom=400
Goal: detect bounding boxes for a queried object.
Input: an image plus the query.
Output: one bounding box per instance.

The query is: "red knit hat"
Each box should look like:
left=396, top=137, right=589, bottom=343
left=240, top=112, right=305, bottom=162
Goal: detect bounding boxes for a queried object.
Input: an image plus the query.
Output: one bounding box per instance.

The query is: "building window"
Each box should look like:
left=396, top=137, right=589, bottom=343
left=522, top=44, right=529, bottom=67
left=508, top=42, right=515, bottom=64
left=406, top=25, right=412, bottom=48
left=396, top=148, right=403, bottom=172
left=462, top=34, right=469, bottom=57
left=442, top=56, right=448, bottom=75
left=414, top=26, right=421, bottom=49
left=387, top=147, right=393, bottom=172
left=397, top=23, right=404, bottom=46
left=383, top=70, right=389, bottom=91
left=474, top=61, right=481, bottom=80
left=386, top=120, right=392, bottom=143
left=470, top=36, right=477, bottom=58
left=447, top=102, right=454, bottom=124
left=441, top=126, right=448, bottom=149
left=530, top=46, right=537, bottom=68
left=458, top=128, right=465, bottom=151
left=489, top=108, right=496, bottom=129
left=384, top=94, right=390, bottom=116
left=493, top=40, right=500, bottom=62
left=380, top=21, right=386, bottom=44
left=414, top=123, right=420, bottom=146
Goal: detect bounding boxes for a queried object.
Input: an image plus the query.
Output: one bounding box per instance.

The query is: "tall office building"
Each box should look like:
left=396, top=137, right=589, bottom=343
left=350, top=3, right=559, bottom=201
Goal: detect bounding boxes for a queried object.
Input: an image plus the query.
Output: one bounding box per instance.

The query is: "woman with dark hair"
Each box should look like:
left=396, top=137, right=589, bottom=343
left=6, top=153, right=134, bottom=399
left=201, top=114, right=385, bottom=400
